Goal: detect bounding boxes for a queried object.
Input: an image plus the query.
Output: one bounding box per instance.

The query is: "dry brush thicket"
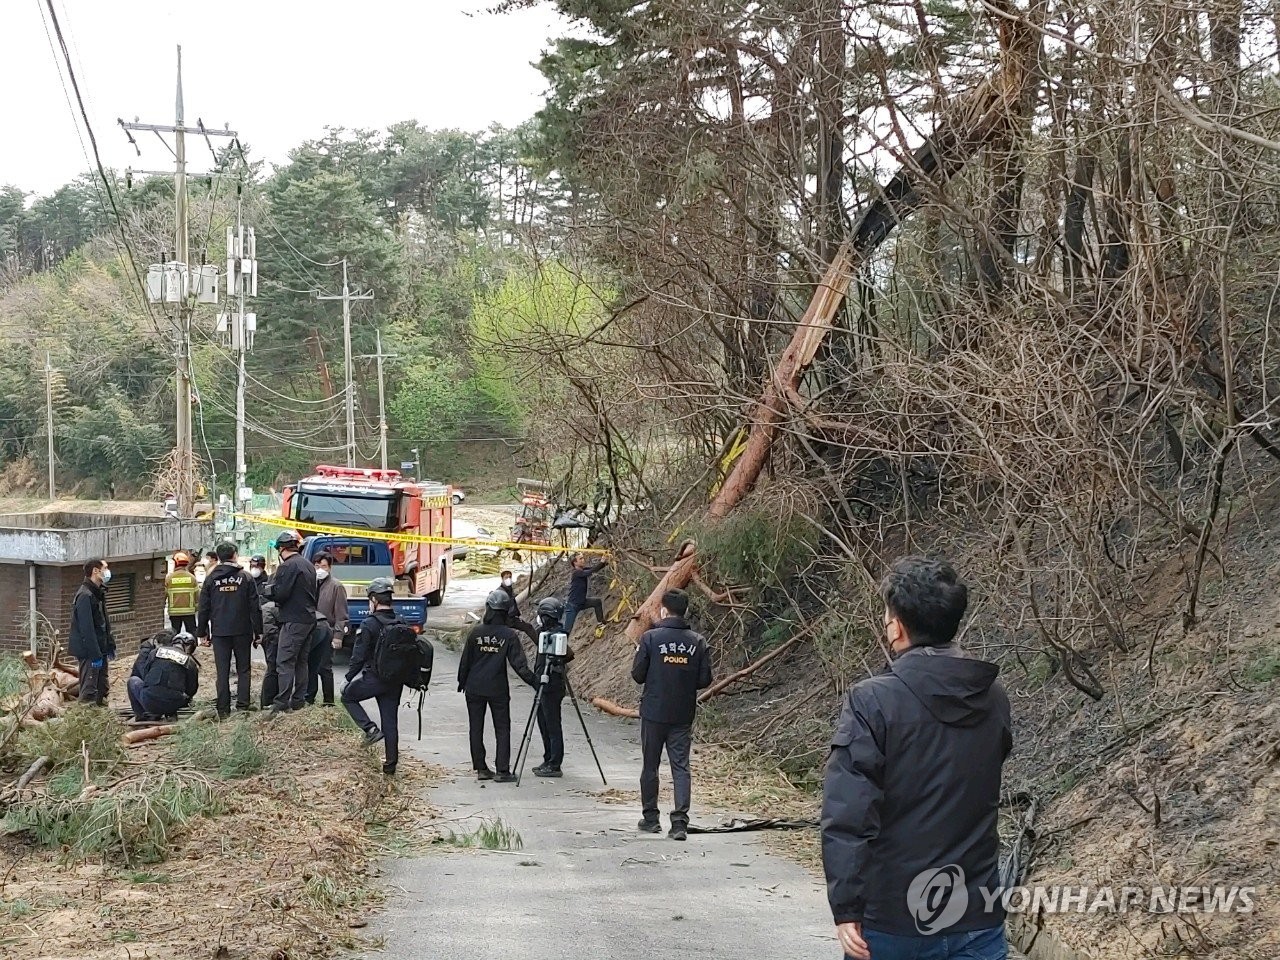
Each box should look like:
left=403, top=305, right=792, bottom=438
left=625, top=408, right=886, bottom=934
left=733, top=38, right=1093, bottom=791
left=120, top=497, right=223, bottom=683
left=502, top=0, right=1280, bottom=696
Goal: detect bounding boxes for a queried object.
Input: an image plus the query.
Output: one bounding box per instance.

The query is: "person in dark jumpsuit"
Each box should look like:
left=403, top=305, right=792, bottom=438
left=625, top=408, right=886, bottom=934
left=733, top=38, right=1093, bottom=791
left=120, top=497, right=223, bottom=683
left=457, top=589, right=537, bottom=782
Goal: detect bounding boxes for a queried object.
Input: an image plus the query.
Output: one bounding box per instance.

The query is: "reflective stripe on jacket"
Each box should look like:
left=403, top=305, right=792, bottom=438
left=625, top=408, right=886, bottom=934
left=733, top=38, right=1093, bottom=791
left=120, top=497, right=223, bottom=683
left=165, top=569, right=199, bottom=615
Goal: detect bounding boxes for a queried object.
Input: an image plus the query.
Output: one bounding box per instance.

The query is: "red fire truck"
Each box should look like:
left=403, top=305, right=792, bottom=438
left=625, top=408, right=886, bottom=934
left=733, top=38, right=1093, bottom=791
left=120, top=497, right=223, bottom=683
left=281, top=466, right=454, bottom=622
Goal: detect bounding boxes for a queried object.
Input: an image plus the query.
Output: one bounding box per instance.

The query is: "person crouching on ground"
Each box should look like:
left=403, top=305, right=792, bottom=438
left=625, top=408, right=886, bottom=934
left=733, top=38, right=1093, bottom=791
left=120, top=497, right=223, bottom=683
left=457, top=589, right=537, bottom=783
left=127, top=630, right=200, bottom=721
left=632, top=588, right=712, bottom=841
left=342, top=578, right=405, bottom=775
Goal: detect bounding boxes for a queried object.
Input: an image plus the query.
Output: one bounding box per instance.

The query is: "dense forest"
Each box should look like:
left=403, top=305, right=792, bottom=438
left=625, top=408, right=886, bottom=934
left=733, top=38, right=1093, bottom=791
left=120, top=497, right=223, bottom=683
left=0, top=121, right=591, bottom=497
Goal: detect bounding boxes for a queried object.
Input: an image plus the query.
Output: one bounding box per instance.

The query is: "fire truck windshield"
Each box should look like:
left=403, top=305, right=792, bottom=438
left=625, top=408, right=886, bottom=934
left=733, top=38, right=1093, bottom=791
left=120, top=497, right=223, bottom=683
left=293, top=490, right=398, bottom=531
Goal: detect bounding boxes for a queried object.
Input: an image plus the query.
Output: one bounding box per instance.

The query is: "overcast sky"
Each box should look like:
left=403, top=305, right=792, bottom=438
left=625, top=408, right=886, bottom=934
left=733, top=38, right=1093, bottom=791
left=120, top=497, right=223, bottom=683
left=1, top=1, right=566, bottom=197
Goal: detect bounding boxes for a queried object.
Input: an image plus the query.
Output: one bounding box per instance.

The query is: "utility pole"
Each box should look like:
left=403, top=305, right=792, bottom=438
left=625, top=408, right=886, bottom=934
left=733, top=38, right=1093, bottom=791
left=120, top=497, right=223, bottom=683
left=223, top=193, right=257, bottom=528
left=122, top=46, right=235, bottom=517
left=44, top=352, right=55, bottom=501
left=316, top=258, right=373, bottom=467
left=358, top=331, right=397, bottom=471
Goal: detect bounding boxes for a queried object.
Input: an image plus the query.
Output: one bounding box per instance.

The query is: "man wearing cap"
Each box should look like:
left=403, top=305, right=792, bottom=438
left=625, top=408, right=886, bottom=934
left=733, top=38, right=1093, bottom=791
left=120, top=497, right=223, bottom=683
left=165, top=552, right=199, bottom=635
left=342, top=578, right=405, bottom=774
left=261, top=530, right=317, bottom=716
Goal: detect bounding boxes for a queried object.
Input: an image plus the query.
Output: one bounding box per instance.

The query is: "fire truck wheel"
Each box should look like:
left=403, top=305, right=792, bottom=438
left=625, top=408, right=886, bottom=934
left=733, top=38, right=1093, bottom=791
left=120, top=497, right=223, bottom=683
left=426, top=561, right=448, bottom=607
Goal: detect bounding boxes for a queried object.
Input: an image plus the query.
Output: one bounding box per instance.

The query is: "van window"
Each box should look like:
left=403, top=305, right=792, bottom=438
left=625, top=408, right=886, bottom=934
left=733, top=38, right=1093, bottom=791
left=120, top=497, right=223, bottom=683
left=324, top=542, right=390, bottom=566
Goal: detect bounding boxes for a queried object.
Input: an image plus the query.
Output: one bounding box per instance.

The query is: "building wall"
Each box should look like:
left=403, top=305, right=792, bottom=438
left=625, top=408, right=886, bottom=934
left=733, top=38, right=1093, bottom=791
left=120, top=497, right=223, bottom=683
left=0, top=557, right=168, bottom=657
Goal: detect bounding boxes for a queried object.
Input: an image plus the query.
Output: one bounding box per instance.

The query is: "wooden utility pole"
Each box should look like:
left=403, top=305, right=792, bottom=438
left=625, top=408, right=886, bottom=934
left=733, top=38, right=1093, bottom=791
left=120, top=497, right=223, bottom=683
left=317, top=258, right=373, bottom=467
left=121, top=46, right=236, bottom=516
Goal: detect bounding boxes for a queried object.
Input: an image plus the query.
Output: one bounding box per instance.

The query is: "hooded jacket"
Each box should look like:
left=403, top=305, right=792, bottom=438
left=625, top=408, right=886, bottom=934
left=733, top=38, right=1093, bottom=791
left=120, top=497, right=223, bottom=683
left=631, top=616, right=712, bottom=725
left=821, top=645, right=1013, bottom=937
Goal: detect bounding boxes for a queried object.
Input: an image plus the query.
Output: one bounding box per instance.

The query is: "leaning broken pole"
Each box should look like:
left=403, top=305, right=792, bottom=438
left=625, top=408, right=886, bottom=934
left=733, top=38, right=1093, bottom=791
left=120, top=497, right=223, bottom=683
left=621, top=2, right=1043, bottom=650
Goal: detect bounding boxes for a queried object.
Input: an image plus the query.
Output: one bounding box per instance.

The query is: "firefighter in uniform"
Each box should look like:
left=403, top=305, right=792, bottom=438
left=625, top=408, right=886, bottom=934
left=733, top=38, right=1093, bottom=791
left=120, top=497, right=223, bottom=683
left=458, top=589, right=537, bottom=782
left=127, top=630, right=200, bottom=720
left=165, top=552, right=199, bottom=635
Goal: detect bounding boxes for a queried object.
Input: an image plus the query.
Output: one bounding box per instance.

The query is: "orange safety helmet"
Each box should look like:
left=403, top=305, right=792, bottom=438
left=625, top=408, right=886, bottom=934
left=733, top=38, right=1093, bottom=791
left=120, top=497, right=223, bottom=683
left=173, top=551, right=191, bottom=566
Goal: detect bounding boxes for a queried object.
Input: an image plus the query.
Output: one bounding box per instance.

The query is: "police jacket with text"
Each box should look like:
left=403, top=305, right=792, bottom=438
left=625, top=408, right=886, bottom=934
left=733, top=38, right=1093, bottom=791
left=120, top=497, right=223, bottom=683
left=133, top=642, right=200, bottom=706
left=266, top=552, right=318, bottom=624
left=458, top=621, right=537, bottom=699
left=68, top=579, right=114, bottom=661
left=197, top=563, right=263, bottom=638
left=347, top=609, right=397, bottom=682
left=821, top=644, right=1012, bottom=937
left=631, top=617, right=712, bottom=726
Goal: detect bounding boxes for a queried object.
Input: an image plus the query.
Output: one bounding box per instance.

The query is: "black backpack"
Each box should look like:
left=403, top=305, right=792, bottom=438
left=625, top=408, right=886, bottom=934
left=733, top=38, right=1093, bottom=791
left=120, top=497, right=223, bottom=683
left=375, top=618, right=434, bottom=690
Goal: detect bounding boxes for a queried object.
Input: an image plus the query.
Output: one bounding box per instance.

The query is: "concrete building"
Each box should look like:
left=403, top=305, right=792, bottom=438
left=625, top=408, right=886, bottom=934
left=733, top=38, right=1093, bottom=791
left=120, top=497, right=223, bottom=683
left=0, top=511, right=212, bottom=656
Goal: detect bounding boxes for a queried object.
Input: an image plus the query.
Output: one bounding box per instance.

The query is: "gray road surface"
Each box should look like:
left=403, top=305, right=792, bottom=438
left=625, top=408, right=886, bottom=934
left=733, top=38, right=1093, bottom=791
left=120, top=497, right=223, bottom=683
left=366, top=582, right=837, bottom=960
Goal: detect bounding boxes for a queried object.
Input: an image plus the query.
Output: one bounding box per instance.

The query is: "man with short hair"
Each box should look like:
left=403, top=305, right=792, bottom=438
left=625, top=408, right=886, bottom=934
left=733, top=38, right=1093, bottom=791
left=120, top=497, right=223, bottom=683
left=342, top=579, right=405, bottom=775
left=127, top=630, right=200, bottom=720
left=631, top=588, right=712, bottom=841
left=822, top=557, right=1013, bottom=960
left=197, top=541, right=263, bottom=719
left=165, top=552, right=199, bottom=635
left=563, top=553, right=608, bottom=635
left=307, top=551, right=347, bottom=706
left=262, top=530, right=317, bottom=716
left=69, top=558, right=115, bottom=705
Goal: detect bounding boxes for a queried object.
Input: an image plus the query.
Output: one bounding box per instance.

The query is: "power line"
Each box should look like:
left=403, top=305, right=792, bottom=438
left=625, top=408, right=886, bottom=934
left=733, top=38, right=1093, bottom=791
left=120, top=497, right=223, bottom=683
left=37, top=0, right=163, bottom=337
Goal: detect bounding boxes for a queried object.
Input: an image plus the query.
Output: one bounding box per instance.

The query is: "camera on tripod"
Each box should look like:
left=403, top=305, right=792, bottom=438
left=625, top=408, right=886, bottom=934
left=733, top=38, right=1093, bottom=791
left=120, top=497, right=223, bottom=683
left=538, top=630, right=569, bottom=660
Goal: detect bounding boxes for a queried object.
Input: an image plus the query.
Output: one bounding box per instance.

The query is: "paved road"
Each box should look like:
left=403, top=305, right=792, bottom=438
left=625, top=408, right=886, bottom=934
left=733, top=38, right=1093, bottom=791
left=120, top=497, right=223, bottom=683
left=368, top=583, right=837, bottom=960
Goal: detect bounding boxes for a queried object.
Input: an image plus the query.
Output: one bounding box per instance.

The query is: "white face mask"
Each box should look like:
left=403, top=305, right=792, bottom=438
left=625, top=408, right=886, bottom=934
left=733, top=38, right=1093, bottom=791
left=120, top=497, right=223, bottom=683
left=315, top=567, right=329, bottom=581
left=250, top=567, right=263, bottom=578
left=501, top=577, right=512, bottom=586
left=101, top=569, right=112, bottom=585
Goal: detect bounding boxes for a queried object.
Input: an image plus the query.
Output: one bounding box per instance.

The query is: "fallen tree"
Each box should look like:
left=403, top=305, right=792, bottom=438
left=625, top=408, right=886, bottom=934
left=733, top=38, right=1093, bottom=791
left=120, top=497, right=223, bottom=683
left=622, top=0, right=1044, bottom=649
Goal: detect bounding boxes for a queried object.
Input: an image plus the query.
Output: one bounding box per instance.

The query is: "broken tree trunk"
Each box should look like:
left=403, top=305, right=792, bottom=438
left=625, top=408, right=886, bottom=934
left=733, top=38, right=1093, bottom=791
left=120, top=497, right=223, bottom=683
left=622, top=0, right=1043, bottom=648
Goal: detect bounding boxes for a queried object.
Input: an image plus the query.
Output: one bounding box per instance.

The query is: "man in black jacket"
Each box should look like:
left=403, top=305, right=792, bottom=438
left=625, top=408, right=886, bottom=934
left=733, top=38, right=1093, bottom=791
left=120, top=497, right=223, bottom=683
left=197, top=542, right=263, bottom=719
left=530, top=596, right=576, bottom=778
left=262, top=530, right=317, bottom=715
left=127, top=630, right=200, bottom=720
left=631, top=588, right=712, bottom=841
left=69, top=558, right=116, bottom=705
left=822, top=557, right=1013, bottom=960
left=563, top=553, right=607, bottom=635
left=458, top=589, right=537, bottom=782
left=342, top=579, right=404, bottom=775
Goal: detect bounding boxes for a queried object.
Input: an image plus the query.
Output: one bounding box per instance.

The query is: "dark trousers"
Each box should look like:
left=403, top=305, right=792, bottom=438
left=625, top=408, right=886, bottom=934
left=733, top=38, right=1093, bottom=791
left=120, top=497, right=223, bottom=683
left=563, top=598, right=605, bottom=635
left=169, top=614, right=197, bottom=635
left=640, top=720, right=692, bottom=827
left=861, top=926, right=1007, bottom=960
left=342, top=673, right=402, bottom=767
left=306, top=638, right=335, bottom=704
left=77, top=658, right=109, bottom=705
left=212, top=634, right=252, bottom=715
left=536, top=681, right=565, bottom=767
left=273, top=621, right=310, bottom=711
left=466, top=695, right=512, bottom=773
left=126, top=676, right=184, bottom=720
left=260, top=636, right=278, bottom=709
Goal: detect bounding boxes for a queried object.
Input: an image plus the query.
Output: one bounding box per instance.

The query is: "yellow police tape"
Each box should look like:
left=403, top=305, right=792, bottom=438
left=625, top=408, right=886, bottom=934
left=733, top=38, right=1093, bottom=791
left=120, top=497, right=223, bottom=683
left=232, top=513, right=611, bottom=557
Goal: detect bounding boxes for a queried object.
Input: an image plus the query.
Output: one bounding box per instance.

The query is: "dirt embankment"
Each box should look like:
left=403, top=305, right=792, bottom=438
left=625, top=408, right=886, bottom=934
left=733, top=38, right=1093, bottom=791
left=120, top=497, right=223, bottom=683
left=1, top=703, right=440, bottom=960
left=542, top=484, right=1280, bottom=960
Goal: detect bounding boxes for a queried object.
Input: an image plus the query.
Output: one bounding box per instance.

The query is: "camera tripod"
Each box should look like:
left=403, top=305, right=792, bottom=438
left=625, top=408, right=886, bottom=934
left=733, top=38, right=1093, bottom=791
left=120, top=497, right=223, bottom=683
left=514, top=660, right=608, bottom=786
